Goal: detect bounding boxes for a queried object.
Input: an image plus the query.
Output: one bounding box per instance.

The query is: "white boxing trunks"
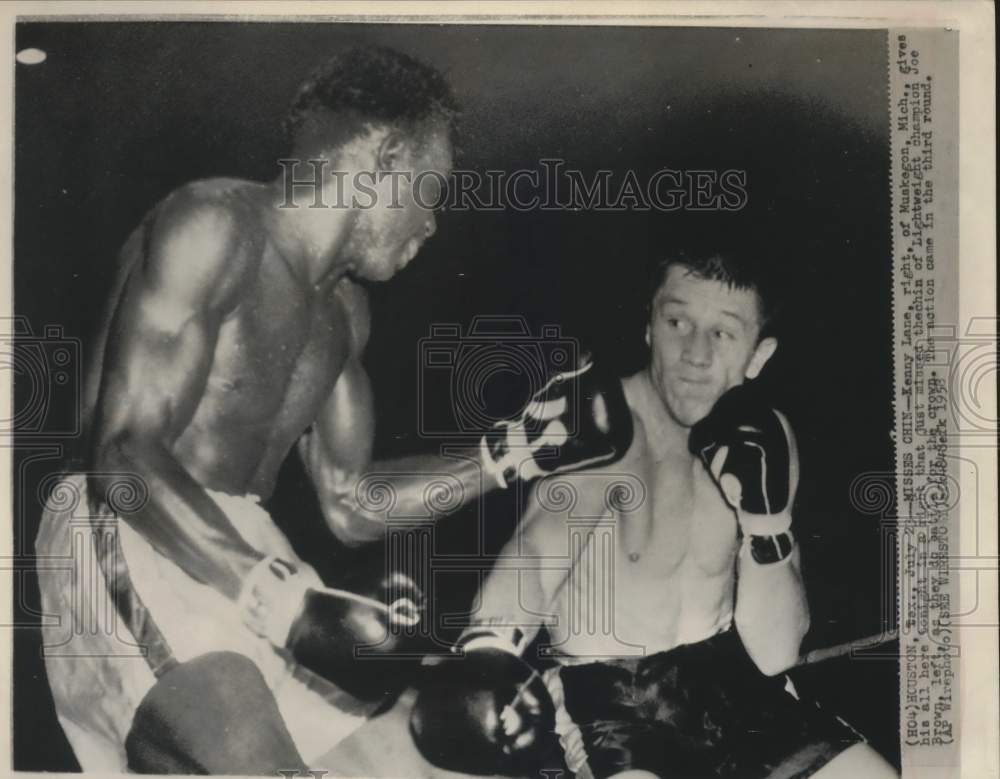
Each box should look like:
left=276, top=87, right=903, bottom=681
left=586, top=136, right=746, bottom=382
left=34, top=473, right=375, bottom=772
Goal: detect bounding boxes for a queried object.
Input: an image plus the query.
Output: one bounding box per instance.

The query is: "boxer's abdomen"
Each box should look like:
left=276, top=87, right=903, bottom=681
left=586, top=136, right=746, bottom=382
left=540, top=438, right=739, bottom=660
left=545, top=537, right=735, bottom=660
left=172, top=248, right=359, bottom=498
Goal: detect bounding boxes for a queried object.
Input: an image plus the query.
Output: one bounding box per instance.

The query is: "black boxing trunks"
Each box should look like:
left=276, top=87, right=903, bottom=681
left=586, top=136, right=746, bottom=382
left=554, top=630, right=862, bottom=779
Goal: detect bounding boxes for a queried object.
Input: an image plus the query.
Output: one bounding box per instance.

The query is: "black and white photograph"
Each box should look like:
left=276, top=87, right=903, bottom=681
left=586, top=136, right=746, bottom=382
left=3, top=6, right=995, bottom=779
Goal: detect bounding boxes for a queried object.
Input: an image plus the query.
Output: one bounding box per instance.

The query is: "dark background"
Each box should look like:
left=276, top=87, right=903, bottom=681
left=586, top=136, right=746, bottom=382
left=13, top=22, right=898, bottom=771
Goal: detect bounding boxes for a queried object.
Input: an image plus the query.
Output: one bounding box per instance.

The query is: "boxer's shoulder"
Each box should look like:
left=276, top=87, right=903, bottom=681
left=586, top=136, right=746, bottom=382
left=153, top=178, right=261, bottom=239
left=144, top=179, right=265, bottom=312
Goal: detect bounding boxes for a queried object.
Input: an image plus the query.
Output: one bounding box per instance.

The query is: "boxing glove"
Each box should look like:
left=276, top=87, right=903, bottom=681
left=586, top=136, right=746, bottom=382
left=409, top=628, right=555, bottom=776
left=480, top=359, right=633, bottom=489
left=688, top=382, right=796, bottom=564
left=238, top=556, right=425, bottom=700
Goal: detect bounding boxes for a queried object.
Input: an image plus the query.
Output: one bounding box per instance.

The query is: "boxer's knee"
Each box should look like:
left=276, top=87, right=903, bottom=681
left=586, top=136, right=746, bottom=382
left=126, top=651, right=307, bottom=775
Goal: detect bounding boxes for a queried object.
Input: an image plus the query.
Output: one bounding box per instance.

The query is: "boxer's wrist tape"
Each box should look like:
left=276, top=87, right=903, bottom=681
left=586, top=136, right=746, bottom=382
left=456, top=626, right=528, bottom=656
left=480, top=436, right=513, bottom=489
left=745, top=531, right=796, bottom=565
left=481, top=433, right=556, bottom=489
left=237, top=556, right=298, bottom=610
left=238, top=555, right=315, bottom=645
left=739, top=509, right=793, bottom=537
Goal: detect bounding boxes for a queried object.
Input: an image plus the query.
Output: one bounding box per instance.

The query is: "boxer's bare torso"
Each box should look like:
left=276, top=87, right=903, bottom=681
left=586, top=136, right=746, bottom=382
left=88, top=179, right=374, bottom=497
left=86, top=178, right=372, bottom=500
left=512, top=371, right=739, bottom=659
left=82, top=121, right=466, bottom=597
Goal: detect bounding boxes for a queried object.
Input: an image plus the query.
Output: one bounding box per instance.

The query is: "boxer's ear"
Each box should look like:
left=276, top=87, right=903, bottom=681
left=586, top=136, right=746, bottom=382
left=644, top=324, right=651, bottom=348
left=376, top=130, right=409, bottom=171
left=745, top=336, right=777, bottom=380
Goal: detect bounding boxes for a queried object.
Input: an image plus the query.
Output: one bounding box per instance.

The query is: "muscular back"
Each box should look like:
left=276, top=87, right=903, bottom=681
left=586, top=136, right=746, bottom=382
left=89, top=179, right=372, bottom=500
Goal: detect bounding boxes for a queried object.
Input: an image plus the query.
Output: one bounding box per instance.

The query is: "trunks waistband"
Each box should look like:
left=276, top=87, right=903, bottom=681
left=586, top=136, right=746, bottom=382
left=548, top=625, right=738, bottom=671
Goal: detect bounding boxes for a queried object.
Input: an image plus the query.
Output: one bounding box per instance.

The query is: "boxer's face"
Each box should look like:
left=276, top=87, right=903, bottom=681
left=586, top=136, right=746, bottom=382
left=647, top=266, right=776, bottom=427
left=348, top=124, right=453, bottom=282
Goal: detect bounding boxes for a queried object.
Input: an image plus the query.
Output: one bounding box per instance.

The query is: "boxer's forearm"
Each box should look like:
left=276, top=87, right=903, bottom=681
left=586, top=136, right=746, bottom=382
left=734, top=543, right=809, bottom=675
left=367, top=449, right=494, bottom=514
left=307, top=445, right=492, bottom=546
left=95, top=433, right=261, bottom=599
left=457, top=575, right=545, bottom=654
left=457, top=497, right=552, bottom=652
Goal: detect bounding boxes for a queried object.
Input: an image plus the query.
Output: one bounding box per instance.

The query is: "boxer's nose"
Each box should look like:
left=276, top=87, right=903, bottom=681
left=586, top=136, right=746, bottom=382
left=683, top=330, right=712, bottom=367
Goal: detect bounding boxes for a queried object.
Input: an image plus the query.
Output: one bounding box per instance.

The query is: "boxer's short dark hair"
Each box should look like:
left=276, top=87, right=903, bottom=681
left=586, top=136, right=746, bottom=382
left=285, top=46, right=459, bottom=153
left=647, top=249, right=780, bottom=339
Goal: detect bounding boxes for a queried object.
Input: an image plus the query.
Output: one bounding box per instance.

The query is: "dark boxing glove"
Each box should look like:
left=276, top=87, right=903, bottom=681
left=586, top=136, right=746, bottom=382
left=238, top=556, right=425, bottom=701
left=409, top=628, right=555, bottom=776
left=481, top=359, right=633, bottom=488
left=688, top=382, right=796, bottom=564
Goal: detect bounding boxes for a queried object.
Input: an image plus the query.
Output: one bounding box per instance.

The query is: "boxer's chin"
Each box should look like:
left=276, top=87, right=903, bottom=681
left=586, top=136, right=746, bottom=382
left=361, top=242, right=419, bottom=281
left=356, top=254, right=399, bottom=282
left=665, top=390, right=716, bottom=428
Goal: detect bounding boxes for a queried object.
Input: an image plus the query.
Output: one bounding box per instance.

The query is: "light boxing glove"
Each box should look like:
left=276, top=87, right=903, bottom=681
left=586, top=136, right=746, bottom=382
left=409, top=627, right=555, bottom=776
left=480, top=359, right=633, bottom=489
left=688, top=382, right=796, bottom=565
left=238, top=556, right=425, bottom=701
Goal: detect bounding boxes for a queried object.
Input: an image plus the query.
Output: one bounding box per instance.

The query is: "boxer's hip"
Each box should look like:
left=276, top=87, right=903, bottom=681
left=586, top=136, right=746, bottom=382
left=35, top=474, right=373, bottom=771
left=552, top=629, right=862, bottom=779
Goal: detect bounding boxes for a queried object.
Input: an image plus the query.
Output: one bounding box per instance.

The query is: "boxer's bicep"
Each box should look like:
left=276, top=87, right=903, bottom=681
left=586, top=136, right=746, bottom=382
left=310, top=356, right=375, bottom=474
left=99, top=300, right=217, bottom=448
left=96, top=199, right=245, bottom=451
left=302, top=356, right=379, bottom=544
